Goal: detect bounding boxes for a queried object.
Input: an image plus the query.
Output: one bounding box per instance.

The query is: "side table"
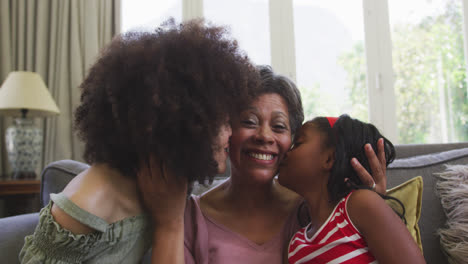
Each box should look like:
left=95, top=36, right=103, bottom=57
left=0, top=179, right=41, bottom=217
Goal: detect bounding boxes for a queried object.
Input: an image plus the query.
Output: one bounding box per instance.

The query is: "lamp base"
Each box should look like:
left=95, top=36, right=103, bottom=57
left=5, top=118, right=42, bottom=179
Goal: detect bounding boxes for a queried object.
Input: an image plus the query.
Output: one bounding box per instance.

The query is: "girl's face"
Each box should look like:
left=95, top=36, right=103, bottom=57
left=278, top=123, right=331, bottom=193
left=229, top=93, right=292, bottom=183
left=213, top=122, right=232, bottom=174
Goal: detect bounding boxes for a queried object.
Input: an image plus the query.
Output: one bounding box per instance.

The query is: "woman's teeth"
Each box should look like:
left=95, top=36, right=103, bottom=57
left=248, top=152, right=274, bottom=161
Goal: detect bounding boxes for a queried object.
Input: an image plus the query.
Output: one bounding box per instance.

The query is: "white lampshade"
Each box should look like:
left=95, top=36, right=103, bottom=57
left=0, top=71, right=60, bottom=117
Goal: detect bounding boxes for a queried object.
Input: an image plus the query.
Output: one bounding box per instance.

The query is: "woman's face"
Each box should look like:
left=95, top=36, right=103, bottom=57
left=229, top=93, right=292, bottom=183
left=278, top=123, right=329, bottom=193
left=214, top=122, right=232, bottom=174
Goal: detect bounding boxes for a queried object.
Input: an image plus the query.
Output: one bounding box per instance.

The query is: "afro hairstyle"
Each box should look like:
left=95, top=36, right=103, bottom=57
left=74, top=19, right=258, bottom=182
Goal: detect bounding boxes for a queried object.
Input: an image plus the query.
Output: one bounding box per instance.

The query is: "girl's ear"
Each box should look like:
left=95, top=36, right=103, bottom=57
left=323, top=148, right=335, bottom=170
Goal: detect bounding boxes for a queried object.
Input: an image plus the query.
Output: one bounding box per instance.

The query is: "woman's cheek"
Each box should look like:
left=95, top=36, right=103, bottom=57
left=278, top=138, right=292, bottom=162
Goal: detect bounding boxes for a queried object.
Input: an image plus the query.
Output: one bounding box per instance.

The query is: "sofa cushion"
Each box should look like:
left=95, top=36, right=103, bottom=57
left=386, top=176, right=423, bottom=251
left=387, top=147, right=468, bottom=264
left=0, top=213, right=39, bottom=264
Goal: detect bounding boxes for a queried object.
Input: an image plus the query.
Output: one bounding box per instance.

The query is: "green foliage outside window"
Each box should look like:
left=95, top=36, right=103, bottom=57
left=338, top=0, right=468, bottom=143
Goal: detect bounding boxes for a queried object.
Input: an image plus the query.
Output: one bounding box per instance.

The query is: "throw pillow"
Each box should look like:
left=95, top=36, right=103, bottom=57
left=435, top=164, right=468, bottom=264
left=386, top=176, right=423, bottom=252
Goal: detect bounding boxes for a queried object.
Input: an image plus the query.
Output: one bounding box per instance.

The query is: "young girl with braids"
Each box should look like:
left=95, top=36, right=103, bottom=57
left=278, top=115, right=426, bottom=264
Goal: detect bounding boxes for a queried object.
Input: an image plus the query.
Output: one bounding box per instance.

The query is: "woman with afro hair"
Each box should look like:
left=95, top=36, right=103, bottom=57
left=20, top=19, right=258, bottom=263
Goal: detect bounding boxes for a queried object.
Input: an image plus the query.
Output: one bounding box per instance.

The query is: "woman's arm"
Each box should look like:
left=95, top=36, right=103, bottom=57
left=51, top=204, right=96, bottom=234
left=137, top=156, right=187, bottom=264
left=348, top=190, right=426, bottom=264
left=351, top=138, right=388, bottom=194
left=150, top=219, right=185, bottom=263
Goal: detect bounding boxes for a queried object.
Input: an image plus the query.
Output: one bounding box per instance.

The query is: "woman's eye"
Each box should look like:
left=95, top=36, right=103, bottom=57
left=241, top=119, right=256, bottom=126
left=273, top=124, right=288, bottom=131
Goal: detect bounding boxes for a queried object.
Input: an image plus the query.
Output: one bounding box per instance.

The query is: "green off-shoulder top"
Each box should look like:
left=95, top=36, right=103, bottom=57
left=19, top=193, right=151, bottom=264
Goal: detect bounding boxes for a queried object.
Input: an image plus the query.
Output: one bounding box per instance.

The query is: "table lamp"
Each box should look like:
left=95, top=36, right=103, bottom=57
left=0, top=71, right=60, bottom=179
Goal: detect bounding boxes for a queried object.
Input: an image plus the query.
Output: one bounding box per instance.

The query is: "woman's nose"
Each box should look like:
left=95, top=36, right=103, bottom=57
left=255, top=125, right=274, bottom=144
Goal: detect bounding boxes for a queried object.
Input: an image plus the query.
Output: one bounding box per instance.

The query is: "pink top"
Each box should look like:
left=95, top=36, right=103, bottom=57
left=184, top=195, right=303, bottom=264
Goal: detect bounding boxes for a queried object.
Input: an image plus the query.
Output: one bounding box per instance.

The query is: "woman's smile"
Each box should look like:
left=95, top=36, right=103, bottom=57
left=244, top=149, right=277, bottom=164
left=229, top=93, right=292, bottom=181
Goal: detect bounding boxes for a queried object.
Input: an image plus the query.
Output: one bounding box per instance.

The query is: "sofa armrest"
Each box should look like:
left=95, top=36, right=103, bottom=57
left=0, top=213, right=39, bottom=264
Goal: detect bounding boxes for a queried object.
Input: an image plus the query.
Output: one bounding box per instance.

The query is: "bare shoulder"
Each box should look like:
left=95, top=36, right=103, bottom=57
left=347, top=189, right=397, bottom=232
left=52, top=165, right=143, bottom=232
left=50, top=169, right=104, bottom=234
left=61, top=168, right=117, bottom=220
left=51, top=203, right=96, bottom=234
left=347, top=189, right=383, bottom=210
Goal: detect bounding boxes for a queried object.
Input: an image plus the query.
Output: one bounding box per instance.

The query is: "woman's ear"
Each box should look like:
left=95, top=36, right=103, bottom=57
left=323, top=148, right=335, bottom=170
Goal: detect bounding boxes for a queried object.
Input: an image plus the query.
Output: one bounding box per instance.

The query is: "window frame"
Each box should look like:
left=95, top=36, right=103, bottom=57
left=129, top=0, right=468, bottom=144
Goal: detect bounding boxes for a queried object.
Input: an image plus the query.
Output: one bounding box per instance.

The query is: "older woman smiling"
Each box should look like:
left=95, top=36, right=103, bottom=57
left=140, top=66, right=388, bottom=264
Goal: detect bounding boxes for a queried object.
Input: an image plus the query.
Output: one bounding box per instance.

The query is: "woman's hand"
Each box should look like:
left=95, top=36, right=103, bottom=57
left=351, top=138, right=388, bottom=195
left=137, top=155, right=188, bottom=227
left=137, top=155, right=187, bottom=264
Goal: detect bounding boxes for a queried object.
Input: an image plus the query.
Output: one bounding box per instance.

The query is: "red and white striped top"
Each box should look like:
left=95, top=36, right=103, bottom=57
left=288, top=192, right=377, bottom=264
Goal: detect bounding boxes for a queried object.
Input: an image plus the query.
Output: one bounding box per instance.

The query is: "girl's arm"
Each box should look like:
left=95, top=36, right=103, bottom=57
left=352, top=138, right=388, bottom=194
left=137, top=156, right=187, bottom=264
left=348, top=189, right=426, bottom=264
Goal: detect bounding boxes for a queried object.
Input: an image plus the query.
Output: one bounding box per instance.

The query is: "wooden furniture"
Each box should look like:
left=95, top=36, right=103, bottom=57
left=0, top=179, right=41, bottom=217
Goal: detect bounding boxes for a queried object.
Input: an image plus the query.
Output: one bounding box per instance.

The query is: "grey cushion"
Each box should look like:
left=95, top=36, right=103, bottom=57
left=387, top=147, right=468, bottom=264
left=40, top=160, right=90, bottom=207
left=0, top=213, right=39, bottom=264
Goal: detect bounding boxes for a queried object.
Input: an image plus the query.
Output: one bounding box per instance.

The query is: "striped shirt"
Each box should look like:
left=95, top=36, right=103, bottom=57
left=288, top=192, right=377, bottom=264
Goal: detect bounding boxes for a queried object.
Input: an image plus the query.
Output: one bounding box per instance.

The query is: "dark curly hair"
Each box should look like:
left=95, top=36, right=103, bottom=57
left=255, top=65, right=304, bottom=136
left=74, top=19, right=258, bottom=182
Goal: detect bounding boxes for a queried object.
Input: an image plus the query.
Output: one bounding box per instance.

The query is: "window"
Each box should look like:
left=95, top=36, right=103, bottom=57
left=204, top=0, right=271, bottom=65
left=120, top=0, right=468, bottom=144
left=293, top=0, right=368, bottom=121
left=388, top=0, right=467, bottom=143
left=121, top=0, right=181, bottom=33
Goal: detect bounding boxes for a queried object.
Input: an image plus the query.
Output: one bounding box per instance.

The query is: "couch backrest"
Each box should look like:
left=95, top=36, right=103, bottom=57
left=395, top=142, right=468, bottom=158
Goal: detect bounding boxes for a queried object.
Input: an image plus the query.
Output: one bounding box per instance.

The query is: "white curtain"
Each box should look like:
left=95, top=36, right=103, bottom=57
left=0, top=0, right=120, bottom=175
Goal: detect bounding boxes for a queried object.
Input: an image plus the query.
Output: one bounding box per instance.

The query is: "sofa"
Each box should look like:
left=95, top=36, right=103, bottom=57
left=1, top=142, right=468, bottom=264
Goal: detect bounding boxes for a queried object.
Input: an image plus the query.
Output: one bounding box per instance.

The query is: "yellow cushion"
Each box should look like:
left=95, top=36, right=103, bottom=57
left=385, top=176, right=423, bottom=252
